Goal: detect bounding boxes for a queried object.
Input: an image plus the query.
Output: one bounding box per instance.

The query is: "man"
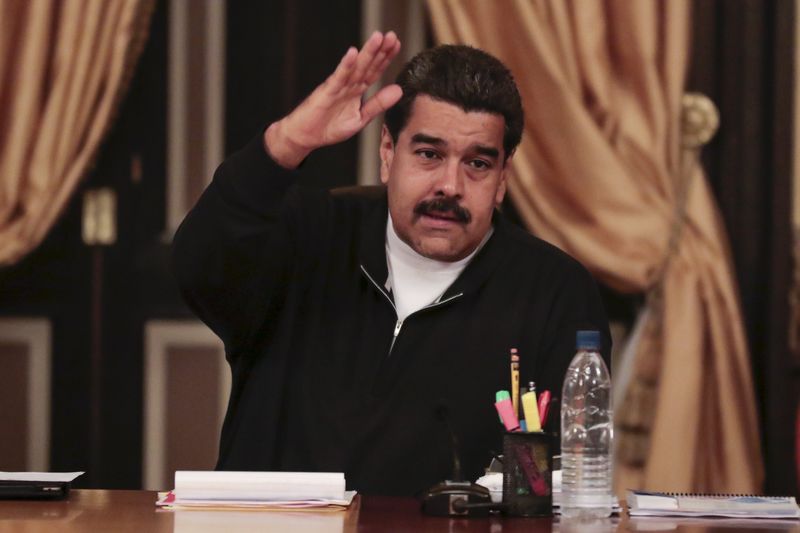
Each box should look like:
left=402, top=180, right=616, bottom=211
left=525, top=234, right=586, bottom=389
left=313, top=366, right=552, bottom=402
left=173, top=32, right=610, bottom=496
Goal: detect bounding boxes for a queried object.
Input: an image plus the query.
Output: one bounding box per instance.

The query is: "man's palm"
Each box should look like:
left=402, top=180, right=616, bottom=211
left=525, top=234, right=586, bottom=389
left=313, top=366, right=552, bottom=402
left=266, top=32, right=403, bottom=168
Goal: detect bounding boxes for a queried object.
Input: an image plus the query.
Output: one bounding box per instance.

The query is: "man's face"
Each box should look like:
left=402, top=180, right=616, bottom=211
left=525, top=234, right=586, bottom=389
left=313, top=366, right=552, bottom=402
left=380, top=95, right=511, bottom=262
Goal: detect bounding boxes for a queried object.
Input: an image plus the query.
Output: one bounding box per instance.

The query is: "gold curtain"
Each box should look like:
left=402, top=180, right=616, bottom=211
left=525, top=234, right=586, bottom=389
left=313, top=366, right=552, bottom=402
left=0, top=0, right=154, bottom=265
left=427, top=0, right=762, bottom=493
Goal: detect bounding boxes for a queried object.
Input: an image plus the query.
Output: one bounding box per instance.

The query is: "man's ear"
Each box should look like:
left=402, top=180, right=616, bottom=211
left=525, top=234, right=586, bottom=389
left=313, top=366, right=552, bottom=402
left=379, top=125, right=395, bottom=185
left=495, top=149, right=514, bottom=205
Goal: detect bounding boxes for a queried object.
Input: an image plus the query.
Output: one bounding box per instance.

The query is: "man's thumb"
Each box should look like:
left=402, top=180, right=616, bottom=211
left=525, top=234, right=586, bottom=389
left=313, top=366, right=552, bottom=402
left=361, top=84, right=403, bottom=124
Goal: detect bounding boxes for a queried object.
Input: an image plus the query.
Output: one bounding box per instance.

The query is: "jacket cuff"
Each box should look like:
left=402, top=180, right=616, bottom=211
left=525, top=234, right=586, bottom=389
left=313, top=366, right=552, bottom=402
left=215, top=128, right=302, bottom=214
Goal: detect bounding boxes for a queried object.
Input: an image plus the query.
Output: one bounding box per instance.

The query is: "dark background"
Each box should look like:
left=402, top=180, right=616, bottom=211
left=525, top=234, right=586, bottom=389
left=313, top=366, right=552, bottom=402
left=0, top=0, right=795, bottom=495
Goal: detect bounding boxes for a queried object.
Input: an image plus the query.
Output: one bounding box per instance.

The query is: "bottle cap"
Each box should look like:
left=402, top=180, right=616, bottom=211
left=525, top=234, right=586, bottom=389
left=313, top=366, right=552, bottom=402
left=576, top=330, right=601, bottom=350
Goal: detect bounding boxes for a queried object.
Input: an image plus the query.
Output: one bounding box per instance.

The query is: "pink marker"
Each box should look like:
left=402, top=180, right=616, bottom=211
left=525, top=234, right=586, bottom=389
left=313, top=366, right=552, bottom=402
left=495, top=397, right=521, bottom=432
left=538, top=390, right=552, bottom=426
left=514, top=445, right=550, bottom=496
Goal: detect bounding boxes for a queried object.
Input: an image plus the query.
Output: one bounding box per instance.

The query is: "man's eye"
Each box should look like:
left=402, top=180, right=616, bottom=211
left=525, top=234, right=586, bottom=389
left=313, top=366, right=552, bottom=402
left=469, top=159, right=491, bottom=170
left=416, top=149, right=439, bottom=160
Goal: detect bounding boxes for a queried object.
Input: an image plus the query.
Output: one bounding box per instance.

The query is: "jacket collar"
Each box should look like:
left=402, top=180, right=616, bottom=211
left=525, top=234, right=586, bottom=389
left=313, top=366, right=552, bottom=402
left=358, top=193, right=513, bottom=299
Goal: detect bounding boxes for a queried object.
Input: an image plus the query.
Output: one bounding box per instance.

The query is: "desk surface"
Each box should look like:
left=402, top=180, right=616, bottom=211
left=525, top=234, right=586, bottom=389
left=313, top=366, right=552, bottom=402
left=0, top=490, right=797, bottom=532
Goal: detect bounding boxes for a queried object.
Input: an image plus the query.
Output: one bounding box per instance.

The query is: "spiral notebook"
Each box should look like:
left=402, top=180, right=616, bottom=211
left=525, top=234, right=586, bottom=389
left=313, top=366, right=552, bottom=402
left=626, top=490, right=800, bottom=519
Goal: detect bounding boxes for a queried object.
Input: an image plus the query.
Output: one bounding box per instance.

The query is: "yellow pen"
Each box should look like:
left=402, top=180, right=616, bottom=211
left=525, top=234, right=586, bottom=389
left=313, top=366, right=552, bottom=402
left=510, top=348, right=520, bottom=417
left=522, top=381, right=541, bottom=432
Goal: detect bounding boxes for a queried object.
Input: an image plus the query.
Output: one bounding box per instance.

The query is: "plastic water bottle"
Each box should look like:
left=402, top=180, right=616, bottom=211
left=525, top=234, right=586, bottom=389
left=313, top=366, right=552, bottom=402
left=560, top=330, right=614, bottom=518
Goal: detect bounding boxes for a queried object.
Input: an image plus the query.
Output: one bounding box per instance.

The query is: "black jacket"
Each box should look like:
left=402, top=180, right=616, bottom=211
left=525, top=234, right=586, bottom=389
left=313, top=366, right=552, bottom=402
left=172, top=133, right=611, bottom=496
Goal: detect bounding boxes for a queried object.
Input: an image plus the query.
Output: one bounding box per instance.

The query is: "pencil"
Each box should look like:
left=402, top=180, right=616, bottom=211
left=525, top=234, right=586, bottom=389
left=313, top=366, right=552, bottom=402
left=510, top=348, right=520, bottom=418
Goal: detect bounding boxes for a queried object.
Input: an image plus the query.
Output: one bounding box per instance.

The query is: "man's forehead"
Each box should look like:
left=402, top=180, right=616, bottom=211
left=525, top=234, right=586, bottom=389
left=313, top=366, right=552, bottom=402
left=406, top=94, right=505, bottom=123
left=401, top=95, right=505, bottom=150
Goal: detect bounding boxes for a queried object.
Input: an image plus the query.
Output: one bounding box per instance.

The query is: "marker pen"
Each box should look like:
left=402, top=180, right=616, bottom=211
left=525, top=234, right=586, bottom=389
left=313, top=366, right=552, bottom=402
left=496, top=390, right=509, bottom=423
left=538, top=390, right=552, bottom=426
left=494, top=393, right=521, bottom=432
left=521, top=381, right=541, bottom=432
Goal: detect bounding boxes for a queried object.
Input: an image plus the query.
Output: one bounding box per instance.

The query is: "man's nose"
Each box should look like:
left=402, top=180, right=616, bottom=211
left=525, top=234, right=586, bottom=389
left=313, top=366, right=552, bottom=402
left=434, top=159, right=464, bottom=197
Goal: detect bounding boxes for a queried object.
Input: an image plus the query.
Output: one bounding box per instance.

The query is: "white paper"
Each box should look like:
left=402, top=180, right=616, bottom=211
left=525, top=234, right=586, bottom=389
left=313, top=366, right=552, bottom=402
left=0, top=472, right=84, bottom=482
left=159, top=490, right=357, bottom=509
left=172, top=471, right=347, bottom=503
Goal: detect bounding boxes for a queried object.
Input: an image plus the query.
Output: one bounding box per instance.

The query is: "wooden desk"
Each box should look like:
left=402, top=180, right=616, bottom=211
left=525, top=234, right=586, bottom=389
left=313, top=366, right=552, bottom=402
left=0, top=490, right=797, bottom=532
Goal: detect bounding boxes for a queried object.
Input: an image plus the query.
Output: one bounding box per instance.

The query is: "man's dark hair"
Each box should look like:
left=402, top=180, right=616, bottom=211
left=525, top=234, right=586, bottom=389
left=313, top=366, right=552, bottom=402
left=384, top=44, right=524, bottom=160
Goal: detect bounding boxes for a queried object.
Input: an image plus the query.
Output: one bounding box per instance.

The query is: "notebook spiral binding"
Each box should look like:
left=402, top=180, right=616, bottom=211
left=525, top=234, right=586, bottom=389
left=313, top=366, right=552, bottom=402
left=660, top=492, right=786, bottom=499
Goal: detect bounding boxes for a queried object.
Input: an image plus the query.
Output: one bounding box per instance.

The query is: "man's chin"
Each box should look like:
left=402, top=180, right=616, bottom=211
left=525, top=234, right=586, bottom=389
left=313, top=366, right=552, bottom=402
left=412, top=236, right=473, bottom=263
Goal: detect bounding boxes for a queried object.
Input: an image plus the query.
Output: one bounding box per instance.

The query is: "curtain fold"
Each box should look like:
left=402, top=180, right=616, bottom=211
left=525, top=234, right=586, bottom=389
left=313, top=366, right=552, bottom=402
left=0, top=0, right=154, bottom=265
left=427, top=0, right=762, bottom=492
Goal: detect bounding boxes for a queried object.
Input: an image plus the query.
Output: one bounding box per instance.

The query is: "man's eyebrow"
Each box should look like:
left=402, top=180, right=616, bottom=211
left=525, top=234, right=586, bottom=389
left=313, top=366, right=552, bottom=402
left=474, top=145, right=500, bottom=160
left=411, top=133, right=500, bottom=159
left=410, top=133, right=446, bottom=146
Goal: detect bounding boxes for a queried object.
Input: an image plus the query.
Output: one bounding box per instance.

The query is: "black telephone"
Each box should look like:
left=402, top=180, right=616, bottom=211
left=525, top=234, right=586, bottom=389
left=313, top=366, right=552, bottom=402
left=420, top=480, right=494, bottom=517
left=419, top=403, right=501, bottom=517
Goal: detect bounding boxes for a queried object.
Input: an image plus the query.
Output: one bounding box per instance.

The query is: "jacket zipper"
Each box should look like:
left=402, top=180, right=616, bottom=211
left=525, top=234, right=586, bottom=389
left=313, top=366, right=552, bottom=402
left=360, top=264, right=464, bottom=357
left=388, top=319, right=403, bottom=355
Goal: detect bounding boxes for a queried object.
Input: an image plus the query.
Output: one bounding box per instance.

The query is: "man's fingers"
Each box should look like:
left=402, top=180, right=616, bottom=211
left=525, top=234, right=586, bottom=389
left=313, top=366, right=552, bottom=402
left=363, top=31, right=398, bottom=77
left=363, top=33, right=401, bottom=86
left=360, top=84, right=403, bottom=124
left=348, top=31, right=387, bottom=87
left=365, top=38, right=401, bottom=86
left=324, top=46, right=358, bottom=93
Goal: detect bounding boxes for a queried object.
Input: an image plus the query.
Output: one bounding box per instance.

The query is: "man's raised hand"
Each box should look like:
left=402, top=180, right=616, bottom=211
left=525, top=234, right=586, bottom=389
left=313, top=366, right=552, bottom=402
left=265, top=31, right=403, bottom=169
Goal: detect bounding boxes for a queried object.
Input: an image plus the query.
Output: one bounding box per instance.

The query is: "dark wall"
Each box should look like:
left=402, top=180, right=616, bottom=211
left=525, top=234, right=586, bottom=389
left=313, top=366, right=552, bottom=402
left=688, top=0, right=798, bottom=496
left=226, top=0, right=361, bottom=189
left=0, top=0, right=362, bottom=489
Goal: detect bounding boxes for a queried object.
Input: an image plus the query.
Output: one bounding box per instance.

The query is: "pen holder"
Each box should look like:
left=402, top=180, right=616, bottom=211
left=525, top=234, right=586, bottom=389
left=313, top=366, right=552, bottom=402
left=502, top=431, right=554, bottom=517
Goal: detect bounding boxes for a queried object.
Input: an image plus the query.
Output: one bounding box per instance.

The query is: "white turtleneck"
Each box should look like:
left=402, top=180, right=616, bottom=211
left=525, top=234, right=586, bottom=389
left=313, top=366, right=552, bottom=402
left=385, top=215, right=492, bottom=321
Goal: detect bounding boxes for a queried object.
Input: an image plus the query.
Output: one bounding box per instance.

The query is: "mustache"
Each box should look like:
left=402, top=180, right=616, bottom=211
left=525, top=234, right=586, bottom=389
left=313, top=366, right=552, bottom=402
left=413, top=197, right=471, bottom=224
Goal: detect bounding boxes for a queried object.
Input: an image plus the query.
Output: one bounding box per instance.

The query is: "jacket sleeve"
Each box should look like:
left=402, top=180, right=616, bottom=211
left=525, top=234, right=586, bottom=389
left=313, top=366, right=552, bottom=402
left=171, top=132, right=322, bottom=361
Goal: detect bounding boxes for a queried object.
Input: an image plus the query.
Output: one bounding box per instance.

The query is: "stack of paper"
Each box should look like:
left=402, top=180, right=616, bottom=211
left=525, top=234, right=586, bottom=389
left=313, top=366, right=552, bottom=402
left=156, top=471, right=356, bottom=511
left=626, top=490, right=800, bottom=519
